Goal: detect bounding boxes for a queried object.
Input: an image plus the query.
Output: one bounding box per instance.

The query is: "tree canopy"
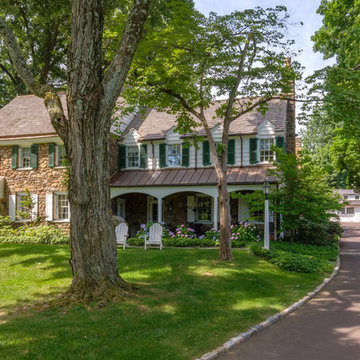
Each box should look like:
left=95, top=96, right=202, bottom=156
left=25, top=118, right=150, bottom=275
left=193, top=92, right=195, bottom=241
left=304, top=0, right=360, bottom=189
left=122, top=5, right=301, bottom=260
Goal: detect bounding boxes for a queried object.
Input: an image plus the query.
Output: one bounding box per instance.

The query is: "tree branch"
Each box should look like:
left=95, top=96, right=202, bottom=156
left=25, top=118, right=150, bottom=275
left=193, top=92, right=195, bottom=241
left=0, top=17, right=68, bottom=138
left=101, top=0, right=152, bottom=115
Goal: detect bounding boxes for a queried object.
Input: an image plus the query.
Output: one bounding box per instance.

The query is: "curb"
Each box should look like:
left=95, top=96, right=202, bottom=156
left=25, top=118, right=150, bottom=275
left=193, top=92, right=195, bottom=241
left=195, top=256, right=341, bottom=360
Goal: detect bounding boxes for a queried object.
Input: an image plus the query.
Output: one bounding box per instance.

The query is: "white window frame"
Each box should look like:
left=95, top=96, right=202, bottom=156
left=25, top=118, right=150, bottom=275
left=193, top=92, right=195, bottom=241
left=15, top=192, right=38, bottom=221
left=346, top=207, right=355, bottom=215
left=18, top=146, right=31, bottom=169
left=127, top=145, right=139, bottom=168
left=194, top=195, right=213, bottom=224
left=55, top=144, right=67, bottom=167
left=259, top=138, right=275, bottom=163
left=167, top=144, right=181, bottom=167
left=54, top=192, right=70, bottom=222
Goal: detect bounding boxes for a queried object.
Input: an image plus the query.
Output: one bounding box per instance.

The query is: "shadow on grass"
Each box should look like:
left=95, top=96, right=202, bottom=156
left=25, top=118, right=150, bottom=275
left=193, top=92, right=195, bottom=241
left=0, top=246, right=327, bottom=360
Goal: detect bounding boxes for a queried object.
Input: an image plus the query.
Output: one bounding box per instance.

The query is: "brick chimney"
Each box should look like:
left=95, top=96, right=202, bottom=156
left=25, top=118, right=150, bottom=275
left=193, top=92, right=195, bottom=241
left=284, top=57, right=296, bottom=154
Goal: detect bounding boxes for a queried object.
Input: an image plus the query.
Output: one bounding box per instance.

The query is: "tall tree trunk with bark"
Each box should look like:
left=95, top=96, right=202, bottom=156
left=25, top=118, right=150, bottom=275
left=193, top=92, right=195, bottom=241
left=0, top=0, right=152, bottom=304
left=217, top=174, right=232, bottom=261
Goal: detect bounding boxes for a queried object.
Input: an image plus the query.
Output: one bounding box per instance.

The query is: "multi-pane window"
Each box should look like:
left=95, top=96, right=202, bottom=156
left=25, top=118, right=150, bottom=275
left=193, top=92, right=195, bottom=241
left=55, top=193, right=70, bottom=220
left=259, top=139, right=274, bottom=162
left=127, top=146, right=139, bottom=167
left=167, top=144, right=181, bottom=167
left=347, top=207, right=355, bottom=215
left=16, top=193, right=27, bottom=214
left=341, top=208, right=346, bottom=214
left=196, top=197, right=212, bottom=222
left=55, top=145, right=67, bottom=166
left=355, top=196, right=359, bottom=200
left=344, top=195, right=348, bottom=200
left=19, top=147, right=31, bottom=168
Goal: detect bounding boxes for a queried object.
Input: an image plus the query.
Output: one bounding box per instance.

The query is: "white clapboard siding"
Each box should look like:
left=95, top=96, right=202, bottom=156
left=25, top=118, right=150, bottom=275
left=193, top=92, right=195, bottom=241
left=242, top=137, right=250, bottom=165
left=9, top=195, right=16, bottom=221
left=46, top=193, right=53, bottom=221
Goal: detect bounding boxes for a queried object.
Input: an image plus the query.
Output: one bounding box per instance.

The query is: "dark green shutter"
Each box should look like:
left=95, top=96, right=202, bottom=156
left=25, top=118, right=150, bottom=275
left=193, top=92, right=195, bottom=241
left=203, top=141, right=210, bottom=166
left=30, top=144, right=38, bottom=168
left=140, top=144, right=148, bottom=169
left=227, top=139, right=235, bottom=165
left=48, top=143, right=55, bottom=167
left=276, top=136, right=285, bottom=151
left=118, top=144, right=126, bottom=169
left=159, top=143, right=167, bottom=168
left=11, top=145, right=18, bottom=169
left=181, top=142, right=190, bottom=167
left=249, top=138, right=258, bottom=164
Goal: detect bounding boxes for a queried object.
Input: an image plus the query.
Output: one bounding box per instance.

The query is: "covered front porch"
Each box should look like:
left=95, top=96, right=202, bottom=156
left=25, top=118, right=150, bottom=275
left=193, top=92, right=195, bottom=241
left=110, top=166, right=277, bottom=237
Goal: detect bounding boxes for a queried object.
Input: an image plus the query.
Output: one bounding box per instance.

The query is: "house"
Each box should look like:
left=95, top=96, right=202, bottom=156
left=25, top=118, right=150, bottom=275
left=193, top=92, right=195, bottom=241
left=110, top=97, right=295, bottom=237
left=337, top=189, right=360, bottom=223
left=0, top=93, right=123, bottom=229
left=0, top=93, right=295, bottom=236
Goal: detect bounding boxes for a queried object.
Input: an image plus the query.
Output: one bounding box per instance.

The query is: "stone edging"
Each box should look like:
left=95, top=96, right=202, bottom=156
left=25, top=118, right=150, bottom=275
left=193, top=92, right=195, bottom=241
left=195, top=256, right=341, bottom=360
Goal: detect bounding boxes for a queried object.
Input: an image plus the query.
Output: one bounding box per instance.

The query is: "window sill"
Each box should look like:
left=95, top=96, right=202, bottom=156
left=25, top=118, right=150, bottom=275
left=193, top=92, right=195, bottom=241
left=52, top=219, right=70, bottom=223
left=16, top=167, right=33, bottom=171
left=54, top=165, right=66, bottom=169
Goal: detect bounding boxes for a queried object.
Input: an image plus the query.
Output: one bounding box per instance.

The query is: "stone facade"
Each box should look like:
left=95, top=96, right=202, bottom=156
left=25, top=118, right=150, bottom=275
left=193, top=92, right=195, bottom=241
left=0, top=143, right=69, bottom=230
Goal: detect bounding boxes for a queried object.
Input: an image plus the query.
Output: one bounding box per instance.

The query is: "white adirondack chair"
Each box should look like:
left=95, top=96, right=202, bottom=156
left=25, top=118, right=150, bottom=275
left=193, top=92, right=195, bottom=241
left=115, top=223, right=129, bottom=249
left=144, top=223, right=163, bottom=250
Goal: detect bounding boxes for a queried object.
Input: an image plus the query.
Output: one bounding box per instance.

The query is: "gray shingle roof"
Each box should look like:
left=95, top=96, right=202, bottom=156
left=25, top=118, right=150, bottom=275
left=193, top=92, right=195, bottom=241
left=122, top=98, right=287, bottom=141
left=0, top=93, right=67, bottom=139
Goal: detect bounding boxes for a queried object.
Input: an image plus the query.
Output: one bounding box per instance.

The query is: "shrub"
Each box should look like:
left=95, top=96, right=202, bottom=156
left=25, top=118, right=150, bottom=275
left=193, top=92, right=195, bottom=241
left=127, top=237, right=144, bottom=246
left=268, top=250, right=321, bottom=273
left=204, top=228, right=220, bottom=242
left=271, top=241, right=338, bottom=261
left=0, top=224, right=69, bottom=244
left=168, top=224, right=196, bottom=240
left=286, top=221, right=342, bottom=246
left=230, top=222, right=258, bottom=244
left=0, top=215, right=12, bottom=228
left=248, top=242, right=334, bottom=273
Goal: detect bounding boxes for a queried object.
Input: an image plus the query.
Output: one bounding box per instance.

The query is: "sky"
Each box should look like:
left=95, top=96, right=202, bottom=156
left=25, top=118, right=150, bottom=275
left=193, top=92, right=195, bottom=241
left=193, top=0, right=333, bottom=130
left=193, top=0, right=333, bottom=78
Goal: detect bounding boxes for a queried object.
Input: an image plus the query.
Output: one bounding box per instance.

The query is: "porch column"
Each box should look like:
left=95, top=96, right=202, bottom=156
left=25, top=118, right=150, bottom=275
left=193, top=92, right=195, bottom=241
left=157, top=197, right=163, bottom=223
left=213, top=195, right=218, bottom=230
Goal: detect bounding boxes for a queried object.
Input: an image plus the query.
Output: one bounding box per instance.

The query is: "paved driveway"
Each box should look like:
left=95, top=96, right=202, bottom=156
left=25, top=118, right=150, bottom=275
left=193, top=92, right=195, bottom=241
left=218, top=223, right=360, bottom=360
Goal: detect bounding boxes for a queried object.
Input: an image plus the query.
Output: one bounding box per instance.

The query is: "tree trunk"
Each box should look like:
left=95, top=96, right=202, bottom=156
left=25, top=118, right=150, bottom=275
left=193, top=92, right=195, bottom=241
left=63, top=96, right=131, bottom=304
left=217, top=173, right=233, bottom=261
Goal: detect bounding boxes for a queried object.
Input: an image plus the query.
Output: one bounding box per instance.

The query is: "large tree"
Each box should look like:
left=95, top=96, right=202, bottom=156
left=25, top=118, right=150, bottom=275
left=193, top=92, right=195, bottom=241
left=124, top=6, right=300, bottom=260
left=0, top=0, right=70, bottom=107
left=309, top=0, right=360, bottom=189
left=0, top=0, right=152, bottom=304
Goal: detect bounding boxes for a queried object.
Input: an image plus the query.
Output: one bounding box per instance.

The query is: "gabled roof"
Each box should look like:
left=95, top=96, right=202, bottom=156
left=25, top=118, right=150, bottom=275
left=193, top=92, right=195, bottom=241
left=121, top=98, right=287, bottom=141
left=0, top=93, right=67, bottom=140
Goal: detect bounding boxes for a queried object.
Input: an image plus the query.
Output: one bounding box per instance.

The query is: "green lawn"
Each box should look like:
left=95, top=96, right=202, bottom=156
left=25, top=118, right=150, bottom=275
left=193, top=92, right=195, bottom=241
left=0, top=244, right=328, bottom=360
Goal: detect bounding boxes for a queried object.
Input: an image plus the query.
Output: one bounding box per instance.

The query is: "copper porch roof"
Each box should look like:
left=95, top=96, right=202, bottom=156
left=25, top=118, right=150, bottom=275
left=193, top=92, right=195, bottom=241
left=110, top=166, right=277, bottom=187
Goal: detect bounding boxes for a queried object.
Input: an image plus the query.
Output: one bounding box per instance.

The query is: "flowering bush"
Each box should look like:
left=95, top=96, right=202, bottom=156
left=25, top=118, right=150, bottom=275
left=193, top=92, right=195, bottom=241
left=168, top=224, right=195, bottom=240
left=230, top=222, right=258, bottom=245
left=204, top=228, right=220, bottom=242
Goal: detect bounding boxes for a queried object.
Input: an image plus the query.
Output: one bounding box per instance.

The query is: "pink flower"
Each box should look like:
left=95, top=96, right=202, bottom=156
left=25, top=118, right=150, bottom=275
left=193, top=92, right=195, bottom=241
left=181, top=234, right=184, bottom=237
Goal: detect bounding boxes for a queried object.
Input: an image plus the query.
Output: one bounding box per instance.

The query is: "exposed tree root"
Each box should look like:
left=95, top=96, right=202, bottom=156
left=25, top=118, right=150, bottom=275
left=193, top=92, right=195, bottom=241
left=50, top=278, right=139, bottom=309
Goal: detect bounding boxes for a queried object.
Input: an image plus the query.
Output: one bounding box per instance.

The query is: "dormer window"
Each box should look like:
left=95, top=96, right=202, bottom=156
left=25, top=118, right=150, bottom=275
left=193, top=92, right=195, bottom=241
left=167, top=144, right=181, bottom=167
left=127, top=146, right=139, bottom=167
left=259, top=138, right=274, bottom=162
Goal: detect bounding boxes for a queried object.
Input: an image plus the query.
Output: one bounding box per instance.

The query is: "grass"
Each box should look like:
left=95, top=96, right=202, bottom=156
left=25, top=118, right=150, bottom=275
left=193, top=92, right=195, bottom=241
left=0, top=244, right=330, bottom=360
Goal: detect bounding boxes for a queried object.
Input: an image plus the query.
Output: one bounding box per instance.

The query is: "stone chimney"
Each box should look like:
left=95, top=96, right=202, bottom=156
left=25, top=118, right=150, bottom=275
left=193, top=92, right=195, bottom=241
left=284, top=57, right=296, bottom=154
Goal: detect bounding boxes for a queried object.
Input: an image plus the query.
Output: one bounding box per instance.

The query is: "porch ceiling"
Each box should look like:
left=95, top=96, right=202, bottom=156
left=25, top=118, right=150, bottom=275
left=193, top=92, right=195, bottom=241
left=110, top=166, right=277, bottom=188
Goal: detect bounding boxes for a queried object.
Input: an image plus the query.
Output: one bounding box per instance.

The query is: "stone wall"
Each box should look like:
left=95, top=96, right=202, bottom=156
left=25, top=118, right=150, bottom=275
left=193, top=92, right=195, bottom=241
left=0, top=144, right=69, bottom=230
